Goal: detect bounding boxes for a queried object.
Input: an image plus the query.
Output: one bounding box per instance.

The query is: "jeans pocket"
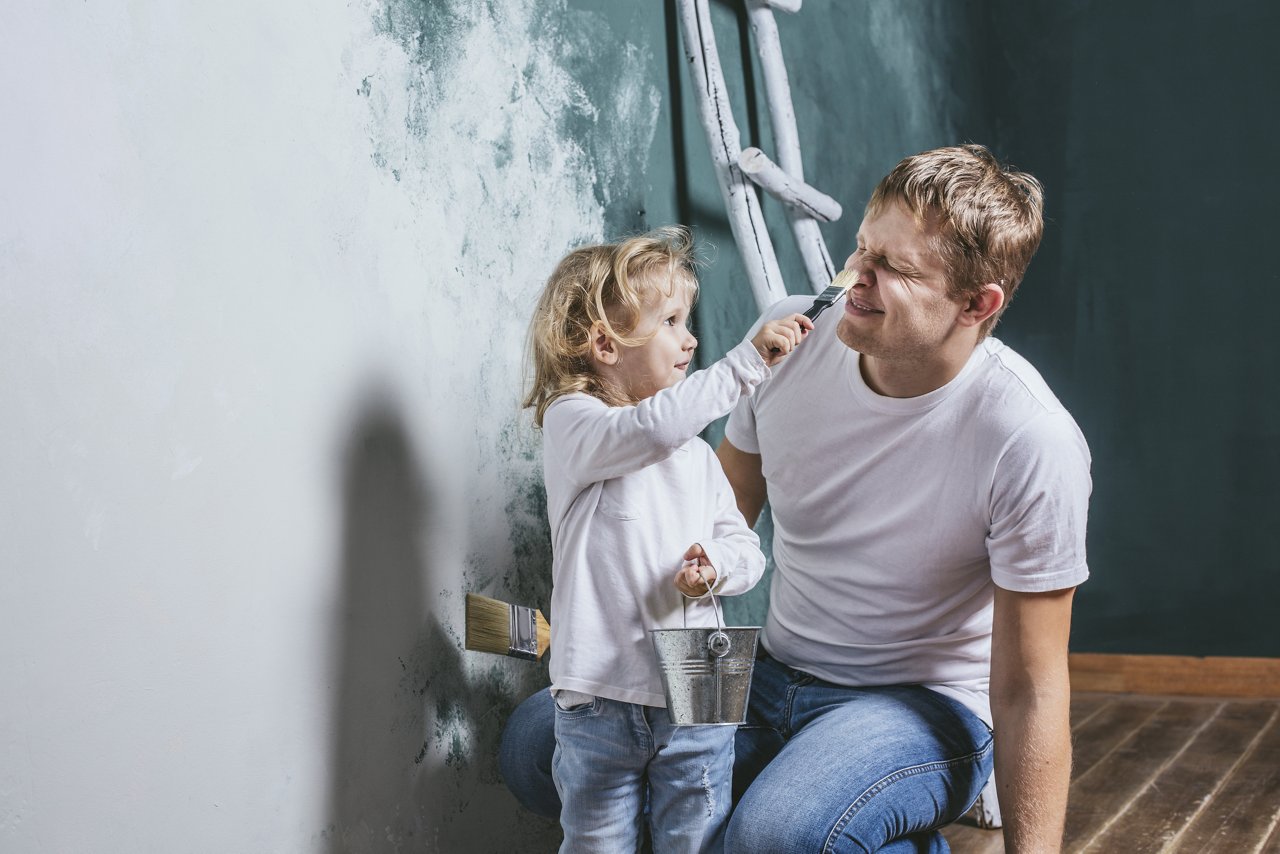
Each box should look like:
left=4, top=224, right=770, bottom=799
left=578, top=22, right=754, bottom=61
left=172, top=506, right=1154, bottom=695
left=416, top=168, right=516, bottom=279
left=554, top=694, right=602, bottom=718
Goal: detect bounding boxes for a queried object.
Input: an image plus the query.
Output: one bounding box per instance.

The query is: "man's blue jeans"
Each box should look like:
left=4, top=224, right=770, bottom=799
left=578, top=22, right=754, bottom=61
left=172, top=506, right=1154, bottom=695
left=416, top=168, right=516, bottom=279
left=553, top=696, right=734, bottom=853
left=500, top=653, right=993, bottom=853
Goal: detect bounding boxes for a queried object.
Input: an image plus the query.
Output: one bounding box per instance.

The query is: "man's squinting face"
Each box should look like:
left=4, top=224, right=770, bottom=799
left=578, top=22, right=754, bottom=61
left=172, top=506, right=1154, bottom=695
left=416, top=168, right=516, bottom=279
left=836, top=200, right=965, bottom=360
left=614, top=287, right=698, bottom=401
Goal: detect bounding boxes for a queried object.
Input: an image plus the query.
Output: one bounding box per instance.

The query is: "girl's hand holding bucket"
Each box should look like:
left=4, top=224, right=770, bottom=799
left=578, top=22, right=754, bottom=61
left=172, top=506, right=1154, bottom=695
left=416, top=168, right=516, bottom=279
left=675, top=543, right=718, bottom=597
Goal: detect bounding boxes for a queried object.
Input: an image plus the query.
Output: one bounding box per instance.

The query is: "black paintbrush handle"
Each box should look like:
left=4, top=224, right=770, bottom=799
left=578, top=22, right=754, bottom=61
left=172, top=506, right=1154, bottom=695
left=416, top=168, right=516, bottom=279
left=767, top=295, right=829, bottom=354
left=803, top=299, right=834, bottom=322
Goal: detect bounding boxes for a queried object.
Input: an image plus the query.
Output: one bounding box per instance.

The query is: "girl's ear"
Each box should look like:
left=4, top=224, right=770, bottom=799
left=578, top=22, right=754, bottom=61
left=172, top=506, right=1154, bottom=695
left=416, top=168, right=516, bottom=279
left=589, top=321, right=620, bottom=366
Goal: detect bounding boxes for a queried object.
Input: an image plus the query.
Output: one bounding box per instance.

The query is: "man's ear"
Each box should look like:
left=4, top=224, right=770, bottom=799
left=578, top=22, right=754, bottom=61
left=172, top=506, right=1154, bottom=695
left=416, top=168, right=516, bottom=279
left=958, top=283, right=1005, bottom=329
left=589, top=322, right=620, bottom=366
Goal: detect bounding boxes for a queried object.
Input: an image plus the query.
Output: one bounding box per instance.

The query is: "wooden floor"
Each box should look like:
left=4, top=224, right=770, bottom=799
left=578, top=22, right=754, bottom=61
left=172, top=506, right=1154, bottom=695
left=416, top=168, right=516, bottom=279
left=944, top=692, right=1280, bottom=853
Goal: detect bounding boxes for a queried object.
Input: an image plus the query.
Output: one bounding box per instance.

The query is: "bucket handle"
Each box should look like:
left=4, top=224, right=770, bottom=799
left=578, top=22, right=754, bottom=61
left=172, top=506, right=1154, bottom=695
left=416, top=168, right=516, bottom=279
left=687, top=567, right=732, bottom=658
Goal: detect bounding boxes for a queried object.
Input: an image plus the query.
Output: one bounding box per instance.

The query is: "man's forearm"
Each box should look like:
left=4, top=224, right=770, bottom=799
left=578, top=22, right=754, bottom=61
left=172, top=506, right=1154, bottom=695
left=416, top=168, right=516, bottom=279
left=992, top=684, right=1072, bottom=852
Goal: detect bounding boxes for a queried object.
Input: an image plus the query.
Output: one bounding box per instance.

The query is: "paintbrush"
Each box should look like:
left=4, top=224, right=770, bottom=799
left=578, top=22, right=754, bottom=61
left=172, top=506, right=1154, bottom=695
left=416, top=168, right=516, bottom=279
left=803, top=268, right=857, bottom=322
left=770, top=269, right=857, bottom=353
left=464, top=593, right=551, bottom=661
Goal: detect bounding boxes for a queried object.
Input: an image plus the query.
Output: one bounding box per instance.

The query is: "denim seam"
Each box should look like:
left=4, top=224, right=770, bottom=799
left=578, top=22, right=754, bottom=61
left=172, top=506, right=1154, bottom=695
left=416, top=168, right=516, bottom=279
left=636, top=702, right=654, bottom=753
left=821, top=738, right=994, bottom=854
left=781, top=673, right=813, bottom=738
left=782, top=684, right=799, bottom=738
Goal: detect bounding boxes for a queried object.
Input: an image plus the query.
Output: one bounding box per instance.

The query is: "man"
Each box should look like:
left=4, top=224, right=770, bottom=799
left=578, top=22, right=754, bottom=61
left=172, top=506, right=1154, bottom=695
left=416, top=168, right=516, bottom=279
left=501, top=144, right=1090, bottom=853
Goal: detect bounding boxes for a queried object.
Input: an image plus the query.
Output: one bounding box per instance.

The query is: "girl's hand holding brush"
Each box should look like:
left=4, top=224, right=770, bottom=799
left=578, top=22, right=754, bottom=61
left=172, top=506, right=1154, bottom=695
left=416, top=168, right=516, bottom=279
left=752, top=313, right=814, bottom=366
left=756, top=269, right=857, bottom=362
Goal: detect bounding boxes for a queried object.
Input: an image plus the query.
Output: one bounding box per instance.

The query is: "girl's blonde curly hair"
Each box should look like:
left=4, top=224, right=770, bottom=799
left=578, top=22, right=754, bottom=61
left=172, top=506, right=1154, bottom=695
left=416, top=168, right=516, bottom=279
left=524, top=226, right=699, bottom=427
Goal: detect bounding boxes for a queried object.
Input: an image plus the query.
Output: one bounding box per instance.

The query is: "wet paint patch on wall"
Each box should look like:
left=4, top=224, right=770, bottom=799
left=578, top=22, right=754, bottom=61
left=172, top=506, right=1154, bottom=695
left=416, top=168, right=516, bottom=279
left=332, top=0, right=662, bottom=848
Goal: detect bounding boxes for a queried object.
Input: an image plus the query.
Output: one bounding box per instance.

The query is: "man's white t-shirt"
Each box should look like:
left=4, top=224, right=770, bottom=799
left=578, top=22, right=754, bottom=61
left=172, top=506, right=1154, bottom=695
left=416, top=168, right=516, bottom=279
left=542, top=341, right=770, bottom=708
left=725, top=296, right=1091, bottom=725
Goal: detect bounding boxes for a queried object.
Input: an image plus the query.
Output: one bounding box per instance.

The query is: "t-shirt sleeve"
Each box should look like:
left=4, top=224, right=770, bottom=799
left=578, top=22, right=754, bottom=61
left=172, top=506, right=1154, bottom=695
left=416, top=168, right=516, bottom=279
left=723, top=395, right=760, bottom=454
left=987, top=410, right=1092, bottom=592
left=723, top=296, right=806, bottom=455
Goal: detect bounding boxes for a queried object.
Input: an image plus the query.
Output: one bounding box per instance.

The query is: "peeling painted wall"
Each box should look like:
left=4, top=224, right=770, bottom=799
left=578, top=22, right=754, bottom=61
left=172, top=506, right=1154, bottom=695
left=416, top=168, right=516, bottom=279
left=1, top=0, right=665, bottom=850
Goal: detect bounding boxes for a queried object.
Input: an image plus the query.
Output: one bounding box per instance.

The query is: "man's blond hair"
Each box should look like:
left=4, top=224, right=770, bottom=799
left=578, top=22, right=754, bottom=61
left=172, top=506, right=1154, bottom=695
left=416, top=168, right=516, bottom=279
left=524, top=226, right=699, bottom=426
left=868, top=144, right=1044, bottom=335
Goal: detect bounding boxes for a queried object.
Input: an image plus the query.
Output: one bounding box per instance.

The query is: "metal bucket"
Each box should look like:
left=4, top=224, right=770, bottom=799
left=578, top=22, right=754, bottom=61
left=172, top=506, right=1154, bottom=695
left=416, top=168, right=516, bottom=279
left=650, top=581, right=760, bottom=725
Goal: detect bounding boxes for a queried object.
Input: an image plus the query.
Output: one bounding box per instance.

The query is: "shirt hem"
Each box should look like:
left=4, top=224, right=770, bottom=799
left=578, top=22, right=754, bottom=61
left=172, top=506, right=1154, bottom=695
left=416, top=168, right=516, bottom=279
left=991, top=563, right=1089, bottom=593
left=551, top=678, right=667, bottom=708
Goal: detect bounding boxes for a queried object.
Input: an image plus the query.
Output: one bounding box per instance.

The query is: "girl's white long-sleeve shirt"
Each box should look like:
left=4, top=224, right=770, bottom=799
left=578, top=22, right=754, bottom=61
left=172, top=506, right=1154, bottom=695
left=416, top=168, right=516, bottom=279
left=541, top=340, right=770, bottom=707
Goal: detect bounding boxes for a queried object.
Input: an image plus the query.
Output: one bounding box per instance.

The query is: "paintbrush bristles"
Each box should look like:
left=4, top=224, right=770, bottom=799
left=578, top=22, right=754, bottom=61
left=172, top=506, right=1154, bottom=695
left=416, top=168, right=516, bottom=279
left=465, top=593, right=515, bottom=656
left=830, top=268, right=857, bottom=293
left=464, top=592, right=551, bottom=660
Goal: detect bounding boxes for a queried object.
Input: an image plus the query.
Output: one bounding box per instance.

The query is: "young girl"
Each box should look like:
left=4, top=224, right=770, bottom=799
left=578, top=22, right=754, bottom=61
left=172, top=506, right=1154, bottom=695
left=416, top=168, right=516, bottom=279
left=524, top=226, right=811, bottom=853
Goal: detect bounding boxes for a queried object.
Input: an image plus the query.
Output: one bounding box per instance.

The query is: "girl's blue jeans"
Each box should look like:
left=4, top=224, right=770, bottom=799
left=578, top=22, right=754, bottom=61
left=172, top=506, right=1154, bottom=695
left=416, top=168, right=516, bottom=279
left=552, top=696, right=734, bottom=853
left=501, top=653, right=994, bottom=853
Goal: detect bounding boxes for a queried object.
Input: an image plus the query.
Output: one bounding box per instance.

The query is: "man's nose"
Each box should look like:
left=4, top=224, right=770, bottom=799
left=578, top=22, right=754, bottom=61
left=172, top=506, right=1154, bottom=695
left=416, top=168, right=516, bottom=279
left=844, top=254, right=871, bottom=280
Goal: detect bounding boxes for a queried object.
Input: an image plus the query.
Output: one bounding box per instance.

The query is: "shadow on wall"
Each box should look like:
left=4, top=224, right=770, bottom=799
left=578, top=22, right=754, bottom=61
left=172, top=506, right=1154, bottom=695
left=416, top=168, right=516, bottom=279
left=325, top=394, right=430, bottom=851
left=323, top=391, right=560, bottom=851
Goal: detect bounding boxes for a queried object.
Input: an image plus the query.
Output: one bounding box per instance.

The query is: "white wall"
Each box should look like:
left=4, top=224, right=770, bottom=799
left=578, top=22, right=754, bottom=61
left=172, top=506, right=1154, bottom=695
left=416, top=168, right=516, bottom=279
left=0, top=1, right=658, bottom=850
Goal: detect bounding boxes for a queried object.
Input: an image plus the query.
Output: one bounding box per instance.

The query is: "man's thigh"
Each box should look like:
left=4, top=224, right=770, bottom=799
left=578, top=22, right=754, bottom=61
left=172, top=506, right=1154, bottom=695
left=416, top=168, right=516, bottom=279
left=726, top=681, right=993, bottom=854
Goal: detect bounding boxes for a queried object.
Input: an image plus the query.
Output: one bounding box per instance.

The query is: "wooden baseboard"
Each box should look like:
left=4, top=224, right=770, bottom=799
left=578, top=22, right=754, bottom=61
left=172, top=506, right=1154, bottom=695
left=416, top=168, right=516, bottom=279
left=1069, top=653, right=1280, bottom=698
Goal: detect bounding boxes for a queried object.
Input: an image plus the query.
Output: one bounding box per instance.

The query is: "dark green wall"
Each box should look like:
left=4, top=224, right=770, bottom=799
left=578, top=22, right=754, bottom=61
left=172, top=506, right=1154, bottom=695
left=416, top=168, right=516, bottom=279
left=982, top=1, right=1279, bottom=655
left=572, top=1, right=1278, bottom=656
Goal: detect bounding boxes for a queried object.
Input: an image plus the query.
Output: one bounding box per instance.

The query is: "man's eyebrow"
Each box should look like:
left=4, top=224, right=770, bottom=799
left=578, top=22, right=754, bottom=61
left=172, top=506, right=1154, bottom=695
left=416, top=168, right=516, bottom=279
left=857, top=231, right=929, bottom=275
left=890, top=253, right=924, bottom=274
left=875, top=245, right=925, bottom=275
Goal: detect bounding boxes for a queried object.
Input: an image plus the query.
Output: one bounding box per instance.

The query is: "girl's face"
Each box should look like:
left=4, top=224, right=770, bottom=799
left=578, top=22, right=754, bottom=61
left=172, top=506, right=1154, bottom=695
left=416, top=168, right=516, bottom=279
left=611, top=287, right=698, bottom=401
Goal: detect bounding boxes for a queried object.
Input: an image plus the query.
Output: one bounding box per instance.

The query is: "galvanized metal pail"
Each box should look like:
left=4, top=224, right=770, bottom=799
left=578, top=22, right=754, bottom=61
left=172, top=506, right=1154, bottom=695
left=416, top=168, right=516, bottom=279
left=650, top=580, right=760, bottom=725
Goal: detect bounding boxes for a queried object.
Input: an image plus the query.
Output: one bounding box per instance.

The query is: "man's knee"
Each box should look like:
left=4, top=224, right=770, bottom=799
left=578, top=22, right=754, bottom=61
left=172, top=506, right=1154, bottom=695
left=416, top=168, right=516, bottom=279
left=725, top=797, right=924, bottom=854
left=724, top=786, right=836, bottom=854
left=497, top=688, right=560, bottom=819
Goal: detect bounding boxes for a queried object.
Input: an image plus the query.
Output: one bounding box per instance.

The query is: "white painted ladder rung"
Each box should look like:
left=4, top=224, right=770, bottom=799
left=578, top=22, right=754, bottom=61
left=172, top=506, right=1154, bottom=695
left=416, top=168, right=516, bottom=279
left=739, top=147, right=842, bottom=223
